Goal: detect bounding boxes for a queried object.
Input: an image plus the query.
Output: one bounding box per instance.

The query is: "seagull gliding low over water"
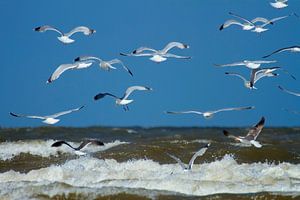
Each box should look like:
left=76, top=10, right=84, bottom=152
left=166, top=106, right=254, bottom=119
left=10, top=106, right=84, bottom=125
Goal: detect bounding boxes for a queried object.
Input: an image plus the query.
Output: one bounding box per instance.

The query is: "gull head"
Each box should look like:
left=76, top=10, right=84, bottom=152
left=57, top=36, right=75, bottom=44
left=150, top=55, right=167, bottom=63
left=116, top=99, right=134, bottom=105
left=43, top=118, right=60, bottom=125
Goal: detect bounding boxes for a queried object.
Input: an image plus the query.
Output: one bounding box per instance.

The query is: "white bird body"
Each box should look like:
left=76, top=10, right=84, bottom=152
left=57, top=36, right=75, bottom=44
left=117, top=99, right=134, bottom=105
left=270, top=0, right=288, bottom=9
left=42, top=118, right=60, bottom=125
left=150, top=55, right=167, bottom=62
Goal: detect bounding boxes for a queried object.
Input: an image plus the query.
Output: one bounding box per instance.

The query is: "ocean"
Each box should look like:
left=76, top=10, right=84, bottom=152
left=0, top=127, right=299, bottom=200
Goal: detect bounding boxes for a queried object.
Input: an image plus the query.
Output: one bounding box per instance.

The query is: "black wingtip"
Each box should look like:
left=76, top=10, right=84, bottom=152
left=219, top=24, right=224, bottom=31
left=10, top=112, right=19, bottom=117
left=120, top=53, right=127, bottom=56
left=94, top=93, right=105, bottom=101
left=132, top=50, right=137, bottom=54
left=223, top=130, right=230, bottom=136
left=278, top=85, right=284, bottom=90
left=34, top=26, right=41, bottom=31
left=79, top=105, right=85, bottom=110
left=94, top=140, right=105, bottom=146
left=259, top=116, right=265, bottom=125
left=74, top=57, right=80, bottom=62
left=51, top=141, right=64, bottom=147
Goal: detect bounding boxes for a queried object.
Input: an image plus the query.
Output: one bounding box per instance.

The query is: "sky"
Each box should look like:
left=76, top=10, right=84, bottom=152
left=1, top=0, right=300, bottom=127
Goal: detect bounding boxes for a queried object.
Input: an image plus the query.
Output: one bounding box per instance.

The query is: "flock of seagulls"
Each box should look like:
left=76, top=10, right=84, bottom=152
left=7, top=1, right=299, bottom=168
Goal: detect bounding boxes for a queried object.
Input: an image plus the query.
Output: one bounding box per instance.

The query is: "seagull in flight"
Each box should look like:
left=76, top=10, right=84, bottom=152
left=34, top=25, right=96, bottom=44
left=220, top=12, right=289, bottom=33
left=223, top=117, right=265, bottom=148
left=47, top=61, right=93, bottom=83
left=94, top=86, right=153, bottom=111
left=263, top=46, right=300, bottom=58
left=225, top=67, right=295, bottom=89
left=51, top=139, right=104, bottom=156
left=278, top=85, right=300, bottom=97
left=270, top=0, right=288, bottom=9
left=74, top=56, right=133, bottom=76
left=10, top=106, right=84, bottom=125
left=214, top=60, right=276, bottom=69
left=166, top=143, right=210, bottom=171
left=120, top=42, right=191, bottom=63
left=166, top=106, right=254, bottom=119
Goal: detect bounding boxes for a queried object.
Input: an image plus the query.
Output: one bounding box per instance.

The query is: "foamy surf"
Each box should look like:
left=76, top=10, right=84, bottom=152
left=0, top=140, right=129, bottom=160
left=0, top=154, right=299, bottom=199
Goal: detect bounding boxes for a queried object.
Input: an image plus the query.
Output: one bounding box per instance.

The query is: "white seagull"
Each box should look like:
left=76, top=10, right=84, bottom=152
left=214, top=60, right=276, bottom=69
left=270, top=0, right=288, bottom=9
left=166, top=106, right=254, bottom=119
left=47, top=61, right=93, bottom=83
left=51, top=139, right=104, bottom=156
left=225, top=68, right=278, bottom=89
left=120, top=42, right=191, bottom=63
left=10, top=106, right=84, bottom=125
left=74, top=56, right=133, bottom=76
left=278, top=85, right=300, bottom=97
left=94, top=86, right=153, bottom=111
left=251, top=15, right=290, bottom=33
left=166, top=143, right=210, bottom=171
left=223, top=117, right=265, bottom=148
left=34, top=25, right=96, bottom=44
left=225, top=67, right=294, bottom=89
left=263, top=46, right=300, bottom=58
left=220, top=12, right=289, bottom=33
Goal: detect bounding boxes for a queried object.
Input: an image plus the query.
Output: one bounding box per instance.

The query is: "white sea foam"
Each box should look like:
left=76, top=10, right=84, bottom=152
left=0, top=140, right=128, bottom=160
left=0, top=155, right=299, bottom=199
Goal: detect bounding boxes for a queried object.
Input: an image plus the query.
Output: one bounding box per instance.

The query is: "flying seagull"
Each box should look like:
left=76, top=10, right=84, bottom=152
left=225, top=67, right=295, bottom=89
left=270, top=0, right=288, bottom=9
left=120, top=42, right=191, bottom=63
left=10, top=106, right=84, bottom=125
left=34, top=25, right=96, bottom=44
left=74, top=56, right=133, bottom=76
left=166, top=106, right=254, bottom=119
left=223, top=117, right=265, bottom=148
left=166, top=143, right=210, bottom=171
left=278, top=85, right=300, bottom=97
left=220, top=12, right=289, bottom=33
left=250, top=15, right=290, bottom=33
left=94, top=86, right=153, bottom=111
left=214, top=60, right=276, bottom=69
left=262, top=46, right=300, bottom=58
left=47, top=61, right=93, bottom=83
left=51, top=139, right=104, bottom=156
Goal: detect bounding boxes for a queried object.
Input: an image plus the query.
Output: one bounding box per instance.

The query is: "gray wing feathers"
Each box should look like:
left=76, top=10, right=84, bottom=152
left=48, top=106, right=84, bottom=118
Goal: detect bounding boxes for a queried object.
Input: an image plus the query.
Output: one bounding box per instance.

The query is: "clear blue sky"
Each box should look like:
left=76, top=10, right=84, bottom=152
left=1, top=0, right=300, bottom=127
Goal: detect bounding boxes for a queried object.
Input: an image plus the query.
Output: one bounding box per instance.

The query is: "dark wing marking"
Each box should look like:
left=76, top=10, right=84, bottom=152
left=94, top=93, right=119, bottom=101
left=245, top=117, right=265, bottom=140
left=51, top=141, right=76, bottom=150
